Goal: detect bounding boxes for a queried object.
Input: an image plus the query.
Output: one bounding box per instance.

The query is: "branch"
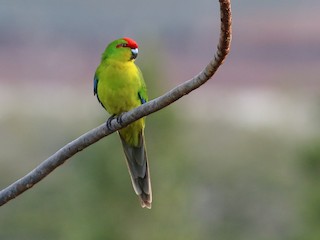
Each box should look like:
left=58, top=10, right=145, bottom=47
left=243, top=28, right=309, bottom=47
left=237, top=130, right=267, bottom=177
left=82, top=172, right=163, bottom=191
left=0, top=0, right=232, bottom=207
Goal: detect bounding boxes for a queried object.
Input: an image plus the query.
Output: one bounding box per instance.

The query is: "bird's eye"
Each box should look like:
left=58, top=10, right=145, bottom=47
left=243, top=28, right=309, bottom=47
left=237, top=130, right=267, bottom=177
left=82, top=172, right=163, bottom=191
left=116, top=43, right=128, bottom=48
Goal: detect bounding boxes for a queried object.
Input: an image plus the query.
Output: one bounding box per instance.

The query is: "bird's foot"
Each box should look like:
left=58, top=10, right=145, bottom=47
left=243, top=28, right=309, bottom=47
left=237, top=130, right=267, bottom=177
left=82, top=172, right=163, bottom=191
left=116, top=112, right=126, bottom=125
left=106, top=112, right=126, bottom=131
left=106, top=114, right=116, bottom=131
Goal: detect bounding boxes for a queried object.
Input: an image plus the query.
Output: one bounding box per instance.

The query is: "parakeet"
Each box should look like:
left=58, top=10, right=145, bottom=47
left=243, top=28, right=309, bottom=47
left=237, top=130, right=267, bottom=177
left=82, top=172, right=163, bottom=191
left=94, top=37, right=152, bottom=209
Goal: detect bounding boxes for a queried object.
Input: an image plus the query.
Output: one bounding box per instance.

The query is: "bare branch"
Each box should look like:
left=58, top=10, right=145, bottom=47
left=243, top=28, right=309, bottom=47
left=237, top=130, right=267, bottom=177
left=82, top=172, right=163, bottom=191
left=0, top=0, right=232, bottom=207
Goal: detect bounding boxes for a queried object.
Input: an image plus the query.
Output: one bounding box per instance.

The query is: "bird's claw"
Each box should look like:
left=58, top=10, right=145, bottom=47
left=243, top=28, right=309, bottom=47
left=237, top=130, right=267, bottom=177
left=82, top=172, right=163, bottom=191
left=106, top=114, right=116, bottom=131
left=106, top=112, right=126, bottom=131
left=116, top=112, right=126, bottom=125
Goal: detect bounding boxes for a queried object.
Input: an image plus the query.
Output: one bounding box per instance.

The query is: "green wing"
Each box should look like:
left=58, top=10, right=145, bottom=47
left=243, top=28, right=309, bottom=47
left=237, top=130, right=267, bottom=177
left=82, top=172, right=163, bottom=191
left=93, top=73, right=107, bottom=110
left=137, top=67, right=148, bottom=104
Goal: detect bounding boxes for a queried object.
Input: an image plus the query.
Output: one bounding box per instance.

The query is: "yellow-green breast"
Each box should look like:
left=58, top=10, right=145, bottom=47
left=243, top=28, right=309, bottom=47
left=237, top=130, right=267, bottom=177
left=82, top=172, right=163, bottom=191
left=96, top=59, right=145, bottom=146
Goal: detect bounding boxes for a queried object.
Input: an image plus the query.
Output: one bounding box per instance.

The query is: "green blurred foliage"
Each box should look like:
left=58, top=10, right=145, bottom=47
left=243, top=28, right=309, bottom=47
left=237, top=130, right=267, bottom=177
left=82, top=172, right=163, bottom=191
left=1, top=88, right=320, bottom=240
left=295, top=138, right=320, bottom=240
left=0, top=104, right=318, bottom=240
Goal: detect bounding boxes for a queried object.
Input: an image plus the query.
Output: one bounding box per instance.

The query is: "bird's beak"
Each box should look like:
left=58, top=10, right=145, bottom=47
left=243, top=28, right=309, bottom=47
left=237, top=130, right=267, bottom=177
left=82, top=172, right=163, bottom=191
left=131, top=48, right=138, bottom=60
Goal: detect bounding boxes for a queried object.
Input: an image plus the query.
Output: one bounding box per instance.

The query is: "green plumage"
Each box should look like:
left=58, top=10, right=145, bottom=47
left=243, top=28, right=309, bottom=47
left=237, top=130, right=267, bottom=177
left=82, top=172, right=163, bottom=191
left=94, top=38, right=152, bottom=209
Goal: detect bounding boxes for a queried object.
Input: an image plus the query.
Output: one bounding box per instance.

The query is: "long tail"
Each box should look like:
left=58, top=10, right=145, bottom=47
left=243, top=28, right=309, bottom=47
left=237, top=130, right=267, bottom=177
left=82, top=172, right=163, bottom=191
left=119, top=131, right=152, bottom=209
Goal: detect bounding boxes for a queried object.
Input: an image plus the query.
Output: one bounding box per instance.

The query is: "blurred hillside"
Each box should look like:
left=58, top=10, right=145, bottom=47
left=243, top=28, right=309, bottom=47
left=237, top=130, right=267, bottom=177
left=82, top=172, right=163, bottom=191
left=1, top=0, right=319, bottom=88
left=1, top=1, right=320, bottom=240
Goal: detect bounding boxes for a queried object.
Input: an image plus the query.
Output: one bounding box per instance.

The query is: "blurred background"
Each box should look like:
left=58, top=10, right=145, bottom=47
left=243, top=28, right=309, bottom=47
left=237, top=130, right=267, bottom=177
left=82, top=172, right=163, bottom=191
left=0, top=0, right=320, bottom=239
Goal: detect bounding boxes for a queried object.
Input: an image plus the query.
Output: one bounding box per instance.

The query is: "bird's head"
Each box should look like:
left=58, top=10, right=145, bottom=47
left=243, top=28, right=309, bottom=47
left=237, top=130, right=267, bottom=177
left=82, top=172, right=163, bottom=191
left=102, top=37, right=139, bottom=62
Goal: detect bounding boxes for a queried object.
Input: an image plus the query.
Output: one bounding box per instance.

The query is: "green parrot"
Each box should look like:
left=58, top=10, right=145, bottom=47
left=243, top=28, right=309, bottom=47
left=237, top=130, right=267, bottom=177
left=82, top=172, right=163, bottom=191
left=94, top=37, right=152, bottom=209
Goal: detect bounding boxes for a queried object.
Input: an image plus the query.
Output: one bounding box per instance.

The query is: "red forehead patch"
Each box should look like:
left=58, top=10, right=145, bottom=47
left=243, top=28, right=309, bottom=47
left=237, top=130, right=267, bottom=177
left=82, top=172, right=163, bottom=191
left=123, top=37, right=138, bottom=49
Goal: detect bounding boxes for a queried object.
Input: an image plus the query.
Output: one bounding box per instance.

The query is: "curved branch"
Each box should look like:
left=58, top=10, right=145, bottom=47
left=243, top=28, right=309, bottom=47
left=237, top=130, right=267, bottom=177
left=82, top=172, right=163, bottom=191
left=0, top=0, right=232, bottom=207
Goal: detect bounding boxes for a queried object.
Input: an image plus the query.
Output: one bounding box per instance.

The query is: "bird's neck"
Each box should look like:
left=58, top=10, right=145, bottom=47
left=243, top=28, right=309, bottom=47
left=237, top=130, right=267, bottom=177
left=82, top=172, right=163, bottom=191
left=104, top=58, right=136, bottom=68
